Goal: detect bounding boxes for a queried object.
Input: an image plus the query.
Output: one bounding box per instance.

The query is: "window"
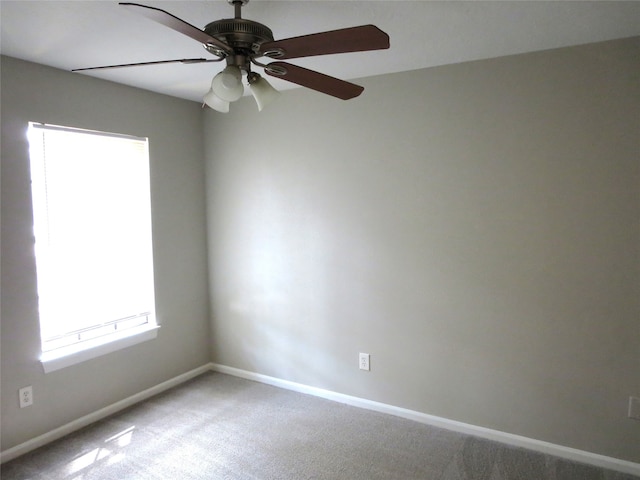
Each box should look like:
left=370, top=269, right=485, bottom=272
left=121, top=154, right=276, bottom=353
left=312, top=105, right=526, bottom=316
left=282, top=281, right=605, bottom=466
left=28, top=123, right=159, bottom=372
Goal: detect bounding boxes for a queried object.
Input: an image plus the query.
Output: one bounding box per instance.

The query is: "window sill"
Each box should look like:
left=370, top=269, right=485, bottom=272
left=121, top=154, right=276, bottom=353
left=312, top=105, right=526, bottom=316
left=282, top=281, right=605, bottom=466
left=40, top=324, right=160, bottom=373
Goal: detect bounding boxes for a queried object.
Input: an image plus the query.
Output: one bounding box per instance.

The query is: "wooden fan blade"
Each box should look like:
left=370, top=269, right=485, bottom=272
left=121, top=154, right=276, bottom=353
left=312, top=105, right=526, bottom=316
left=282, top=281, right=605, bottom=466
left=264, top=62, right=364, bottom=100
left=72, top=58, right=221, bottom=72
left=119, top=3, right=232, bottom=54
left=258, top=25, right=389, bottom=60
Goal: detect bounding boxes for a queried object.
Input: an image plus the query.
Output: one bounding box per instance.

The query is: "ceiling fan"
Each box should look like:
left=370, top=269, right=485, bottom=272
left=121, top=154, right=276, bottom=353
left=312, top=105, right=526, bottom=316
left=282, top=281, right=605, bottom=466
left=73, top=0, right=390, bottom=113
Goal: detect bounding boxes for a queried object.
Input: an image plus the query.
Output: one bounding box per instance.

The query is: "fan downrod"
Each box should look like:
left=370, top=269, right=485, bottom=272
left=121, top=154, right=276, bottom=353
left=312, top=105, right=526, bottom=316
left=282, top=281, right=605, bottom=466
left=229, top=0, right=249, bottom=19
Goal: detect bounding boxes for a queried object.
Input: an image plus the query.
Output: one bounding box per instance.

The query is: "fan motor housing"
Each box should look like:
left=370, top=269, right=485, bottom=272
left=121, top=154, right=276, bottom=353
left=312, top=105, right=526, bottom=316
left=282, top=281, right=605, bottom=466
left=204, top=18, right=274, bottom=53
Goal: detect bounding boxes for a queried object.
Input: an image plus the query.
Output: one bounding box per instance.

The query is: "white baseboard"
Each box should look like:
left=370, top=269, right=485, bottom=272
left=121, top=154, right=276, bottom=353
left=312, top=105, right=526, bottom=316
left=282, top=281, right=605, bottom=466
left=4, top=362, right=638, bottom=476
left=0, top=364, right=212, bottom=464
left=210, top=363, right=640, bottom=477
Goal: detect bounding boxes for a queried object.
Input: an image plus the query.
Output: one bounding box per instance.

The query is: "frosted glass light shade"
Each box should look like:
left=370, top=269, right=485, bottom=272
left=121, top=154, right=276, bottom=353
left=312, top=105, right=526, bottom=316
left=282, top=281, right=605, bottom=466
left=249, top=76, right=280, bottom=111
left=203, top=89, right=230, bottom=113
left=212, top=66, right=244, bottom=102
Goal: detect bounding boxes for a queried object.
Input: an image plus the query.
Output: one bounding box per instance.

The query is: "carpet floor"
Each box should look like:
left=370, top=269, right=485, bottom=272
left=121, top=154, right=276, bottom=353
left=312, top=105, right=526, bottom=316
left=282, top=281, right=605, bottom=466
left=2, top=372, right=637, bottom=480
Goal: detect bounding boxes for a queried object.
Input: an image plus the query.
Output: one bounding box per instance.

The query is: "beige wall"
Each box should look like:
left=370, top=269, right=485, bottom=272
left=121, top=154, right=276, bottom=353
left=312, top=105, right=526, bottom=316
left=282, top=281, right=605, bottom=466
left=2, top=36, right=638, bottom=464
left=204, top=38, right=640, bottom=462
left=1, top=57, right=211, bottom=451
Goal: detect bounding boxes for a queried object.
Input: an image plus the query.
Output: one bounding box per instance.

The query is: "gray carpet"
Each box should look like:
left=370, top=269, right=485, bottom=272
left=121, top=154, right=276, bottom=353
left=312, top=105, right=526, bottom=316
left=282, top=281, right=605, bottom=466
left=2, top=372, right=637, bottom=479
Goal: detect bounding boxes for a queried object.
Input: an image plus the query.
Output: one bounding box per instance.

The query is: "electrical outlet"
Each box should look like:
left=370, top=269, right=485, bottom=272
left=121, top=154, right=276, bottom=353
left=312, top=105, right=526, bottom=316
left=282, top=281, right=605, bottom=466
left=359, top=353, right=370, bottom=371
left=19, top=386, right=33, bottom=408
left=629, top=396, right=640, bottom=420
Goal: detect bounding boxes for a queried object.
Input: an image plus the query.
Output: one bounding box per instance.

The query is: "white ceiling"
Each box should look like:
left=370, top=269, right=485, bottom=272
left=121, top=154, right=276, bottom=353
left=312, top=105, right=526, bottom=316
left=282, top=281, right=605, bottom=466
left=2, top=1, right=639, bottom=103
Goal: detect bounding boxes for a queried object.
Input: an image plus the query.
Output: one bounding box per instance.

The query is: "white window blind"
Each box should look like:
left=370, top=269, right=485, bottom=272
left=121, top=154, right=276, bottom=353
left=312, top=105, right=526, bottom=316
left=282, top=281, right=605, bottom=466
left=28, top=123, right=157, bottom=360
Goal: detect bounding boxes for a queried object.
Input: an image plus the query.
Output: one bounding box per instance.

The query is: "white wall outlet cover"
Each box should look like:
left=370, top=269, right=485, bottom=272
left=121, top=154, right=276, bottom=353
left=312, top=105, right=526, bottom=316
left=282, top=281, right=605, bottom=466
left=19, top=386, right=33, bottom=408
left=359, top=353, right=370, bottom=371
left=629, top=396, right=640, bottom=420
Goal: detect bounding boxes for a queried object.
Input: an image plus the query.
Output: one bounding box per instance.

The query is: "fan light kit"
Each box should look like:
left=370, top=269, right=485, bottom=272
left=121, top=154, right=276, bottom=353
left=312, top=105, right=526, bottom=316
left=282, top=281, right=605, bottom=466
left=73, top=0, right=390, bottom=113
